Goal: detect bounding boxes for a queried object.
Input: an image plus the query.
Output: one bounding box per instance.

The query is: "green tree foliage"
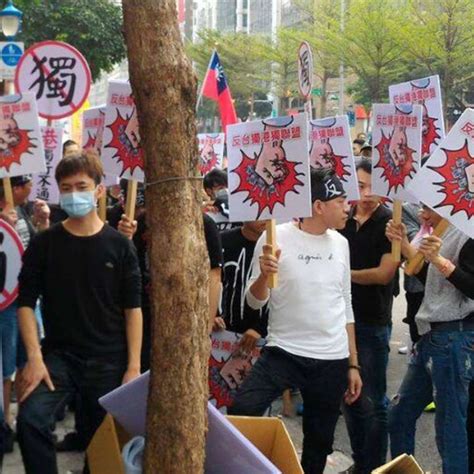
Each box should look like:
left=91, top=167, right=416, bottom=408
left=398, top=0, right=474, bottom=115
left=14, top=0, right=125, bottom=81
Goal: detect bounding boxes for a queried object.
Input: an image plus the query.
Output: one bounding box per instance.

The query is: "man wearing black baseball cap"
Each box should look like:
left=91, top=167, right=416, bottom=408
left=229, top=169, right=362, bottom=474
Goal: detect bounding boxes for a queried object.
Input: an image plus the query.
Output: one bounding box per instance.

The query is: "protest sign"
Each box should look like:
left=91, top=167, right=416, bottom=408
left=0, top=220, right=24, bottom=310
left=101, top=81, right=144, bottom=183
left=407, top=108, right=474, bottom=239
left=209, top=330, right=263, bottom=413
left=82, top=105, right=106, bottom=156
left=298, top=41, right=314, bottom=119
left=389, top=75, right=445, bottom=157
left=15, top=40, right=91, bottom=121
left=0, top=92, right=45, bottom=179
left=31, top=126, right=63, bottom=204
left=371, top=104, right=422, bottom=203
left=198, top=132, right=225, bottom=174
left=227, top=114, right=311, bottom=223
left=228, top=114, right=311, bottom=287
left=309, top=115, right=359, bottom=201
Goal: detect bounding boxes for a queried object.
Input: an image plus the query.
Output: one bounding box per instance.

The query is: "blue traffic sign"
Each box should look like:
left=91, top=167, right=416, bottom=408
left=1, top=42, right=22, bottom=67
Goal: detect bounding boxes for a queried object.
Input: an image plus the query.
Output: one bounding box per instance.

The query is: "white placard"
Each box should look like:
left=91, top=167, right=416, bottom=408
left=198, top=132, right=225, bottom=174
left=389, top=75, right=445, bottom=157
left=31, top=126, right=63, bottom=204
left=371, top=103, right=423, bottom=202
left=309, top=115, right=359, bottom=201
left=101, top=81, right=144, bottom=182
left=15, top=40, right=91, bottom=120
left=0, top=92, right=45, bottom=179
left=82, top=105, right=106, bottom=156
left=408, top=108, right=474, bottom=239
left=227, top=114, right=312, bottom=222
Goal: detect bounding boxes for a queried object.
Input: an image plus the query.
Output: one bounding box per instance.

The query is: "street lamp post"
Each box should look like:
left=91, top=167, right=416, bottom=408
left=0, top=0, right=22, bottom=40
left=0, top=0, right=22, bottom=207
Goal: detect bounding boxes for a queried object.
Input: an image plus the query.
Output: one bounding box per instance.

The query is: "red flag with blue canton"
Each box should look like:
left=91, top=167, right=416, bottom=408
left=202, top=51, right=238, bottom=133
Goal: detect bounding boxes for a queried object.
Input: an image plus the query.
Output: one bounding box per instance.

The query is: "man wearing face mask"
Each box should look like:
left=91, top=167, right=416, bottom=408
left=15, top=151, right=143, bottom=474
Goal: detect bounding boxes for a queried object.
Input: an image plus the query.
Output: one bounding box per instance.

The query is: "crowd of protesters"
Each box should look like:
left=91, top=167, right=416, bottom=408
left=0, top=134, right=472, bottom=474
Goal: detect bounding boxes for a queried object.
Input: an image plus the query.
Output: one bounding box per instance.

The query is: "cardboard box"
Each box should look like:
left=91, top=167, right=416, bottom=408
left=87, top=413, right=303, bottom=474
left=372, top=454, right=424, bottom=474
left=227, top=416, right=303, bottom=474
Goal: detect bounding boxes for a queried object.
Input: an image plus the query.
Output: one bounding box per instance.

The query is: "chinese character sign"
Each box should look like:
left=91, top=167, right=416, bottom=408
left=389, top=75, right=445, bottom=157
left=298, top=41, right=313, bottom=99
left=198, top=133, right=225, bottom=175
left=227, top=114, right=312, bottom=222
left=15, top=41, right=91, bottom=121
left=371, top=104, right=423, bottom=203
left=101, top=81, right=144, bottom=183
left=82, top=106, right=106, bottom=156
left=0, top=93, right=45, bottom=179
left=0, top=220, right=24, bottom=311
left=31, top=126, right=63, bottom=204
left=209, top=330, right=263, bottom=413
left=309, top=116, right=359, bottom=201
left=408, top=108, right=474, bottom=239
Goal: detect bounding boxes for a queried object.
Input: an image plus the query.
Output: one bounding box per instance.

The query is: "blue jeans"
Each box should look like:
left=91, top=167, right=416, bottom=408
left=0, top=304, right=18, bottom=379
left=389, top=330, right=474, bottom=473
left=228, top=346, right=348, bottom=474
left=17, top=350, right=126, bottom=474
left=342, top=322, right=390, bottom=473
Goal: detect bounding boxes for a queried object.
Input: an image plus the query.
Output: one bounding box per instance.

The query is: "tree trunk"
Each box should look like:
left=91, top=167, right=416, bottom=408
left=122, top=2, right=209, bottom=473
left=320, top=69, right=329, bottom=118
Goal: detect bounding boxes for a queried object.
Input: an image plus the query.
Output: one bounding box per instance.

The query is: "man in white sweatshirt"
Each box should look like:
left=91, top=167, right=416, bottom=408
left=228, top=169, right=362, bottom=474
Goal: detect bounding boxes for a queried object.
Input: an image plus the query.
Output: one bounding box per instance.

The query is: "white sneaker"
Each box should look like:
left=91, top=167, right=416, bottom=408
left=398, top=346, right=408, bottom=354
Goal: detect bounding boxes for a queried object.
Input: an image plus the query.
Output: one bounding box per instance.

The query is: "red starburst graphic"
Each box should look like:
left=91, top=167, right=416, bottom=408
left=83, top=132, right=96, bottom=151
left=375, top=130, right=416, bottom=195
left=200, top=154, right=217, bottom=175
left=0, top=129, right=35, bottom=172
left=208, top=355, right=234, bottom=410
left=430, top=139, right=474, bottom=219
left=231, top=149, right=304, bottom=218
left=422, top=115, right=441, bottom=156
left=327, top=153, right=350, bottom=182
left=105, top=109, right=143, bottom=177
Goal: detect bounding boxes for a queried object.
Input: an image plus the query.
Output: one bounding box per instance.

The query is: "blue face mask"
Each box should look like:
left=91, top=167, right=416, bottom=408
left=59, top=191, right=97, bottom=218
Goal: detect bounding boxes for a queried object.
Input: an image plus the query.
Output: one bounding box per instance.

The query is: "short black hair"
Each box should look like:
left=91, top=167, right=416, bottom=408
left=353, top=138, right=365, bottom=146
left=356, top=157, right=372, bottom=175
left=62, top=139, right=78, bottom=155
left=55, top=150, right=103, bottom=186
left=203, top=168, right=227, bottom=190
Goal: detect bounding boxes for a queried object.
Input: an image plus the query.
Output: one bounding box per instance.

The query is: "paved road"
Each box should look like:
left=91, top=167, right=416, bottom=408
left=4, top=287, right=441, bottom=473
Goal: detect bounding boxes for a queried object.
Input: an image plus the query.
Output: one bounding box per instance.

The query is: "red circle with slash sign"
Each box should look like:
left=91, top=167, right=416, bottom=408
left=14, top=40, right=91, bottom=120
left=0, top=219, right=24, bottom=311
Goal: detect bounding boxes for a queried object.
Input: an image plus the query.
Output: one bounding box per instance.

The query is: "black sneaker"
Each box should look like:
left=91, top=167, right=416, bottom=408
left=55, top=432, right=86, bottom=452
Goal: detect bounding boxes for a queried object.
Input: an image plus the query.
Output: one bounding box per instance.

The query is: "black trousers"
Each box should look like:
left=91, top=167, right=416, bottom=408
left=17, top=350, right=126, bottom=474
left=228, top=346, right=348, bottom=474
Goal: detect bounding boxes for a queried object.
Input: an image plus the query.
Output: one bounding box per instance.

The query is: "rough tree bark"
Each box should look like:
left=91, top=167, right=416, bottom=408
left=122, top=2, right=209, bottom=472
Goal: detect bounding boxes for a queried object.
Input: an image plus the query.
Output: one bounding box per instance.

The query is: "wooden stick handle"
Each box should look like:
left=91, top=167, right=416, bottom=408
left=391, top=200, right=403, bottom=263
left=98, top=194, right=107, bottom=222
left=125, top=180, right=138, bottom=221
left=266, top=219, right=278, bottom=289
left=404, top=218, right=450, bottom=276
left=2, top=177, right=13, bottom=207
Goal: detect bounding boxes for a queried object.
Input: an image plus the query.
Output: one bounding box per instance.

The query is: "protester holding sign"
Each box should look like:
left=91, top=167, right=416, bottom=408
left=339, top=158, right=398, bottom=473
left=229, top=170, right=362, bottom=474
left=15, top=151, right=143, bottom=474
left=386, top=207, right=474, bottom=473
left=0, top=175, right=49, bottom=453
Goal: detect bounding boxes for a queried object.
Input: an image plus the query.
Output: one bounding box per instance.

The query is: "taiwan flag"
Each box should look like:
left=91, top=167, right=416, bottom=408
left=201, top=51, right=238, bottom=133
